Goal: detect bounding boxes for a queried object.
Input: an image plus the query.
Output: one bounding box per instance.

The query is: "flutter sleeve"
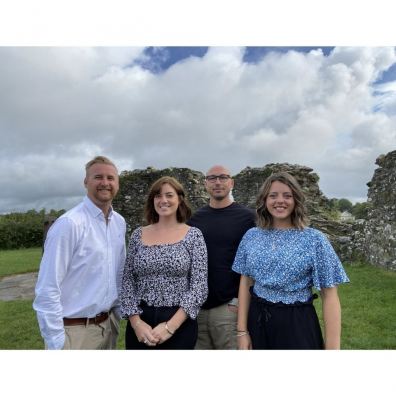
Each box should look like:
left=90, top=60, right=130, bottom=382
left=120, top=227, right=143, bottom=318
left=180, top=227, right=208, bottom=319
left=311, top=229, right=350, bottom=290
left=232, top=228, right=254, bottom=277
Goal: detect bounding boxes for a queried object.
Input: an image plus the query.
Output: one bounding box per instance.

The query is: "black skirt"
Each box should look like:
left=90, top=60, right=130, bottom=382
left=248, top=288, right=324, bottom=350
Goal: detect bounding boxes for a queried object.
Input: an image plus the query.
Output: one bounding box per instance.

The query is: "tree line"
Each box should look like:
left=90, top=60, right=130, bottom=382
left=0, top=209, right=65, bottom=250
left=328, top=198, right=371, bottom=220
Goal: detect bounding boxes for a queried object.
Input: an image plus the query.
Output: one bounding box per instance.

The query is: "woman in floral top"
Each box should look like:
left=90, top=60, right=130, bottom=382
left=121, top=176, right=208, bottom=349
left=232, top=172, right=349, bottom=349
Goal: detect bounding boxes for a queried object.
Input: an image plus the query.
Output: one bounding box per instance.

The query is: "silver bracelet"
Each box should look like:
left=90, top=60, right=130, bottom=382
left=236, top=331, right=249, bottom=337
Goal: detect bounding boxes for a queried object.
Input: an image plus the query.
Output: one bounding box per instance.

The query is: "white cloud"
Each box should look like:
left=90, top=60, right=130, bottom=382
left=1, top=46, right=395, bottom=212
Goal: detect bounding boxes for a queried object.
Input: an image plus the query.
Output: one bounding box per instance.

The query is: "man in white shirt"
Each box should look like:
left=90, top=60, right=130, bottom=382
left=33, top=156, right=126, bottom=349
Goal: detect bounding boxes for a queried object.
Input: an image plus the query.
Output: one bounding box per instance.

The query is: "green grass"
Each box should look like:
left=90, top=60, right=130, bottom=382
left=315, top=262, right=396, bottom=349
left=0, top=300, right=43, bottom=349
left=0, top=247, right=395, bottom=349
left=117, top=320, right=127, bottom=349
left=0, top=247, right=42, bottom=278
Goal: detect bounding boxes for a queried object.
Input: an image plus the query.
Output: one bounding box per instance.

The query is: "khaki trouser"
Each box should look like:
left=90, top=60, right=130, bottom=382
left=62, top=311, right=119, bottom=350
left=195, top=302, right=238, bottom=350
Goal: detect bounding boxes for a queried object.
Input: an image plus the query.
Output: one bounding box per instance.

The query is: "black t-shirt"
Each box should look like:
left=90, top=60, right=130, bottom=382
left=188, top=202, right=256, bottom=309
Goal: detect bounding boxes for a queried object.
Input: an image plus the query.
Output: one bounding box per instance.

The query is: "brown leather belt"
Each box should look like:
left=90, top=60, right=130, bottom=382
left=63, top=311, right=109, bottom=326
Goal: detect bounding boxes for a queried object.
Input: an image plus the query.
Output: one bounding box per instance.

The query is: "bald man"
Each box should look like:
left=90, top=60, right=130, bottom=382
left=188, top=165, right=256, bottom=349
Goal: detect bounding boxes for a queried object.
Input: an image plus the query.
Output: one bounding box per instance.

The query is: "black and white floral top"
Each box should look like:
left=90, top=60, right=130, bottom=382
left=120, top=226, right=208, bottom=320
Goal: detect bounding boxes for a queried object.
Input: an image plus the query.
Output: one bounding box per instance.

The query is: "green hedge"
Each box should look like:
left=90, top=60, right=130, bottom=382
left=0, top=209, right=64, bottom=249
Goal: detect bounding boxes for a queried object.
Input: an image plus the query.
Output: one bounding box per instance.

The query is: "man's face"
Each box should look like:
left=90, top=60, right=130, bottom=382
left=205, top=165, right=234, bottom=201
left=84, top=163, right=119, bottom=207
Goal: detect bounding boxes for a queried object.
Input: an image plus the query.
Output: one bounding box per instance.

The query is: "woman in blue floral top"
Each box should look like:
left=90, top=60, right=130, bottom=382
left=232, top=172, right=349, bottom=349
left=121, top=176, right=208, bottom=349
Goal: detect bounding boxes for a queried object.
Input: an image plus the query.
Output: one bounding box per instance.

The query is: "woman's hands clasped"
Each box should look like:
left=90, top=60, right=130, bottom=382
left=131, top=318, right=160, bottom=347
left=131, top=318, right=175, bottom=347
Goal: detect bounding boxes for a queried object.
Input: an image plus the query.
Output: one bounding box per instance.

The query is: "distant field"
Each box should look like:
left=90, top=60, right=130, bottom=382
left=0, top=247, right=42, bottom=278
left=0, top=248, right=395, bottom=349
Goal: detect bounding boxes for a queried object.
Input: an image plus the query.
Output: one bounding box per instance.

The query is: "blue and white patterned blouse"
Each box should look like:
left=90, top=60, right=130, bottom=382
left=121, top=226, right=208, bottom=319
left=232, top=227, right=349, bottom=304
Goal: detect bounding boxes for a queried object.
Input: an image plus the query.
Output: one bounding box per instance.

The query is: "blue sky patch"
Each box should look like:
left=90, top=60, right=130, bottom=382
left=135, top=46, right=208, bottom=73
left=133, top=47, right=395, bottom=84
left=376, top=62, right=396, bottom=84
left=242, top=46, right=334, bottom=63
left=134, top=46, right=337, bottom=74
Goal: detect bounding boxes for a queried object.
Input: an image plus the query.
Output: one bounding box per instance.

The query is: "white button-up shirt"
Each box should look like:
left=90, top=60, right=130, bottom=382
left=33, top=196, right=126, bottom=349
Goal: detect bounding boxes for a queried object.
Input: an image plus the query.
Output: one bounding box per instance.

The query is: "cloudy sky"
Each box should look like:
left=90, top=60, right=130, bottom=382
left=1, top=46, right=395, bottom=213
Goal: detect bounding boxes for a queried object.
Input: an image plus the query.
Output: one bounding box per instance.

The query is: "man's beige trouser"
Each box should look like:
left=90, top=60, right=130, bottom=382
left=195, top=302, right=238, bottom=350
left=62, top=311, right=119, bottom=350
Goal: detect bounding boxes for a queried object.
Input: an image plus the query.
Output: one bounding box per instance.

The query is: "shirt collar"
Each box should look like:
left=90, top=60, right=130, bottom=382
left=83, top=196, right=113, bottom=220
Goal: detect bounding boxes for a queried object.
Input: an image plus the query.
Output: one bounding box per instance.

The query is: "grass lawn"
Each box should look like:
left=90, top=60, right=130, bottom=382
left=0, top=249, right=395, bottom=349
left=314, top=261, right=396, bottom=349
left=0, top=300, right=43, bottom=349
left=331, top=262, right=395, bottom=349
left=0, top=248, right=42, bottom=278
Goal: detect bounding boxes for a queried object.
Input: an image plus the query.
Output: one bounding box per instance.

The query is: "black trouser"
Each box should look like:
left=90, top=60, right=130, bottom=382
left=125, top=303, right=198, bottom=350
left=248, top=288, right=324, bottom=350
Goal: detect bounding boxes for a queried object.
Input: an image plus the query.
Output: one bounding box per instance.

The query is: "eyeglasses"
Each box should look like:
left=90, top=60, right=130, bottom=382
left=205, top=174, right=231, bottom=183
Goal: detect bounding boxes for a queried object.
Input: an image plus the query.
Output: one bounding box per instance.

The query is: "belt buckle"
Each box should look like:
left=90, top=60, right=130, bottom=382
left=94, top=312, right=103, bottom=325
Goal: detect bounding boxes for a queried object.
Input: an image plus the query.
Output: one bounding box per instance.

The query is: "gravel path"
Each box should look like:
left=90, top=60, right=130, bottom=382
left=0, top=272, right=38, bottom=301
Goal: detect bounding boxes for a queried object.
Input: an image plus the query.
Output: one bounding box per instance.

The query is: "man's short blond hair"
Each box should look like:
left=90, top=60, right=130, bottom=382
left=85, top=156, right=118, bottom=174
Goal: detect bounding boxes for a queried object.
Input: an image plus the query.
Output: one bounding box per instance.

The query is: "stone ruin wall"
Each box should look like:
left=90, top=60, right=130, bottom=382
left=112, top=151, right=396, bottom=271
left=362, top=151, right=396, bottom=270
